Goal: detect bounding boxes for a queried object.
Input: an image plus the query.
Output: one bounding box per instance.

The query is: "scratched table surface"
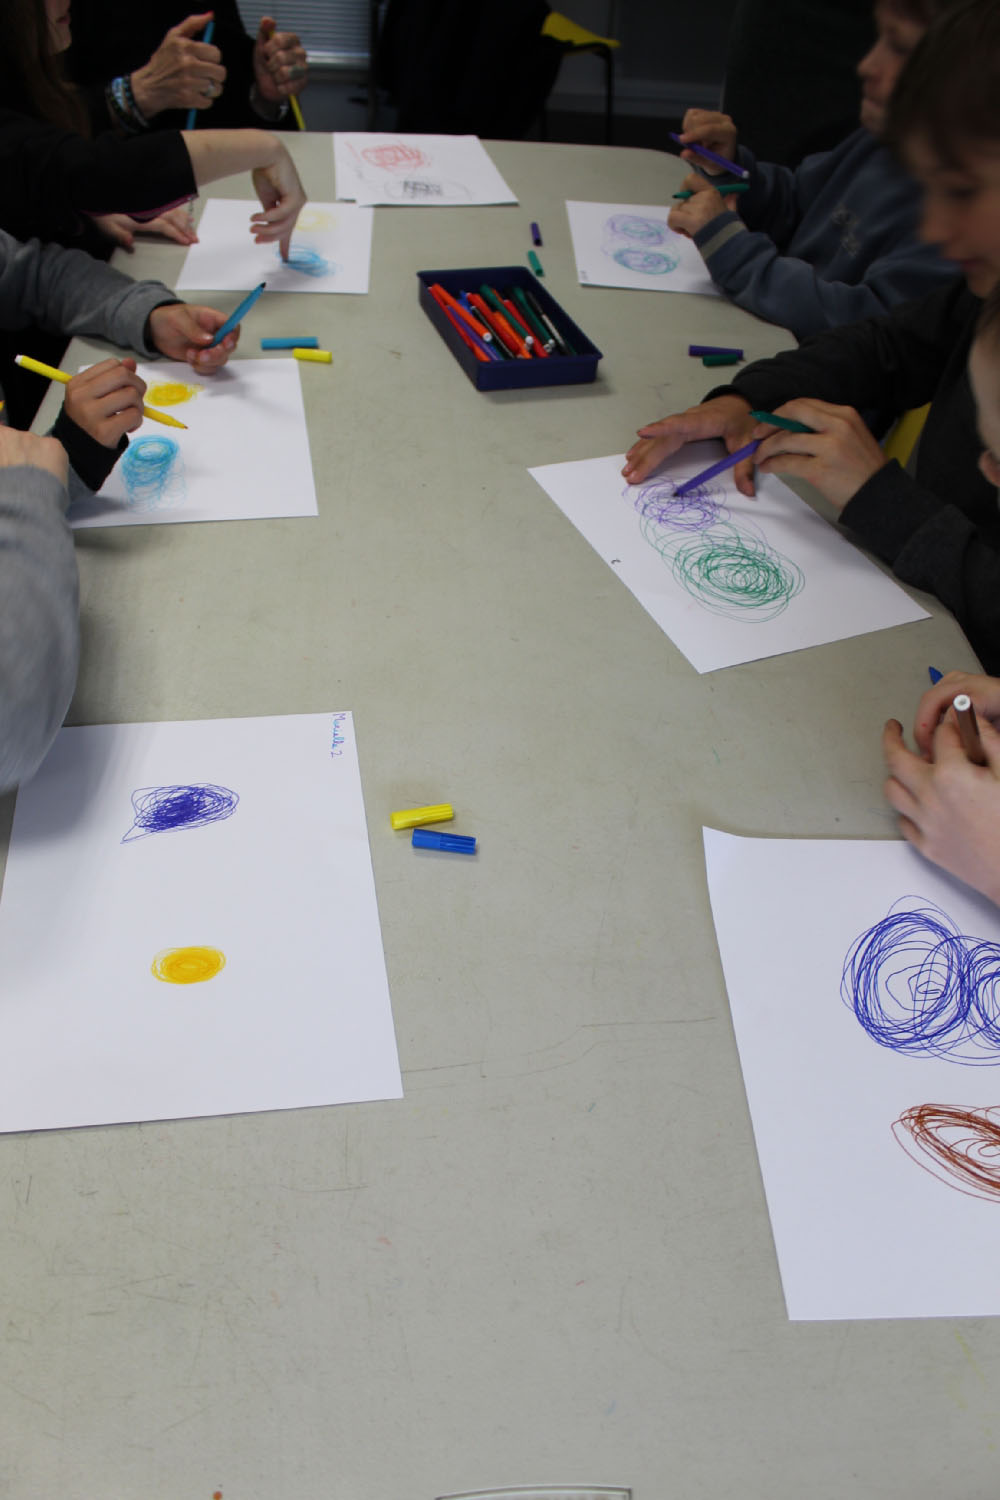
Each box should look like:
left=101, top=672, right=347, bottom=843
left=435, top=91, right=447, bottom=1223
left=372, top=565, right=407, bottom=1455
left=8, top=135, right=992, bottom=1500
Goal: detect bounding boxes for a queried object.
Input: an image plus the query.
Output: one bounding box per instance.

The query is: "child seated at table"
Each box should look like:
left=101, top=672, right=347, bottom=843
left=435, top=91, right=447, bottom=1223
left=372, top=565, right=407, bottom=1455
left=0, top=224, right=237, bottom=792
left=670, top=0, right=956, bottom=338
left=881, top=284, right=1000, bottom=903
left=624, top=0, right=1000, bottom=672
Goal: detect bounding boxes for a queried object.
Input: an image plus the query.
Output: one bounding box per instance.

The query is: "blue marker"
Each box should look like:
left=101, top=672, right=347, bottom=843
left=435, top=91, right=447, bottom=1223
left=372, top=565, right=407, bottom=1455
left=261, top=336, right=319, bottom=349
left=209, top=281, right=266, bottom=348
left=412, top=829, right=477, bottom=855
left=184, top=17, right=216, bottom=131
left=928, top=667, right=943, bottom=684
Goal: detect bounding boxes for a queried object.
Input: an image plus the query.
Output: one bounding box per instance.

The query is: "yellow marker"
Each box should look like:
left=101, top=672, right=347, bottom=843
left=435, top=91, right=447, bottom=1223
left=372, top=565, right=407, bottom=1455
left=390, top=803, right=454, bottom=831
left=14, top=353, right=188, bottom=429
left=292, top=347, right=332, bottom=363
left=290, top=94, right=306, bottom=131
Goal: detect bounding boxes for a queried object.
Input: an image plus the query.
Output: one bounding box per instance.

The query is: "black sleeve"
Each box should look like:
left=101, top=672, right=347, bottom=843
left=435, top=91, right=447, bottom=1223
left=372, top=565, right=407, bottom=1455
left=0, top=111, right=196, bottom=244
left=715, top=278, right=975, bottom=416
left=51, top=407, right=126, bottom=494
left=840, top=462, right=1000, bottom=672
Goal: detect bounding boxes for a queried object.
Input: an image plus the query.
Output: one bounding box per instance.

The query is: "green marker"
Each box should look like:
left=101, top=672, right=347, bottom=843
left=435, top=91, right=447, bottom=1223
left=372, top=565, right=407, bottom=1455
left=702, top=353, right=740, bottom=367
left=527, top=249, right=545, bottom=277
left=673, top=183, right=751, bottom=199
left=748, top=410, right=816, bottom=433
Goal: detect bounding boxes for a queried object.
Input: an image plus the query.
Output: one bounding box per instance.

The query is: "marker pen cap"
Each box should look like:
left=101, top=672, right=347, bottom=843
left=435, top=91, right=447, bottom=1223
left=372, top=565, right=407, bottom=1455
left=390, top=803, right=454, bottom=831
left=412, top=829, right=477, bottom=854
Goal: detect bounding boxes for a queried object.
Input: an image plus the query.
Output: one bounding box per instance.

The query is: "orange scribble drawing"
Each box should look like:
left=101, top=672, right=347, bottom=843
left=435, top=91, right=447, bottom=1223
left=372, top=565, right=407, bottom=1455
left=893, top=1102, right=1000, bottom=1201
left=151, top=945, right=226, bottom=984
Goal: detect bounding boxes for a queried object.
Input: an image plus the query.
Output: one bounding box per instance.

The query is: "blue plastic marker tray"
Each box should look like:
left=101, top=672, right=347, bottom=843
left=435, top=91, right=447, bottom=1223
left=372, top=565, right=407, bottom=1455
left=417, top=265, right=602, bottom=391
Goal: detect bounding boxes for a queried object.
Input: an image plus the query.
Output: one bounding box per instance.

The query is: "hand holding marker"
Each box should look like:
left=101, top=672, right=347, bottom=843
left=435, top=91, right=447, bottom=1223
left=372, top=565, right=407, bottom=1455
left=15, top=353, right=187, bottom=429
left=673, top=412, right=815, bottom=498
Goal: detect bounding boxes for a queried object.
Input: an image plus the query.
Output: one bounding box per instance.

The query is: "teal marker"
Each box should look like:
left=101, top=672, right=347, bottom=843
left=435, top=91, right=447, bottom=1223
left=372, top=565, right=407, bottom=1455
left=209, top=280, right=266, bottom=347
left=748, top=410, right=816, bottom=434
left=527, top=249, right=545, bottom=277
left=184, top=17, right=216, bottom=130
left=673, top=183, right=751, bottom=199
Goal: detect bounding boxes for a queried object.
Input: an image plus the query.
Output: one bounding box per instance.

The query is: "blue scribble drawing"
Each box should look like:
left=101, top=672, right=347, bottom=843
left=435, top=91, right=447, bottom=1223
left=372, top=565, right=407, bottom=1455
left=280, top=242, right=334, bottom=278
left=602, top=215, right=680, bottom=276
left=841, top=897, right=1000, bottom=1064
left=120, top=436, right=184, bottom=512
left=625, top=478, right=804, bottom=621
left=613, top=246, right=680, bottom=275
left=606, top=214, right=671, bottom=243
left=122, top=783, right=239, bottom=843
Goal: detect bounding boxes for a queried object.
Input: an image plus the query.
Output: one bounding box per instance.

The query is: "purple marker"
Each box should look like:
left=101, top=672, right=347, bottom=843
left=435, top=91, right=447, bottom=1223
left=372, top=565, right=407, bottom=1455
left=669, top=131, right=749, bottom=180
left=530, top=221, right=542, bottom=246
left=673, top=439, right=761, bottom=498
left=688, top=343, right=744, bottom=358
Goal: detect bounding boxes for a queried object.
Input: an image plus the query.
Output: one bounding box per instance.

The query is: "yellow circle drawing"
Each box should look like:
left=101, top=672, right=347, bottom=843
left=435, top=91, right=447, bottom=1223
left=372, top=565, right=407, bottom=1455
left=295, top=208, right=334, bottom=231
left=151, top=945, right=226, bottom=984
left=146, top=381, right=204, bottom=407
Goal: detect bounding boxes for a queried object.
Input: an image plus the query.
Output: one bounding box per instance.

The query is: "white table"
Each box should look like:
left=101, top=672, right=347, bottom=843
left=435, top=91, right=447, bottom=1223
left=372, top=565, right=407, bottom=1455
left=6, top=137, right=989, bottom=1500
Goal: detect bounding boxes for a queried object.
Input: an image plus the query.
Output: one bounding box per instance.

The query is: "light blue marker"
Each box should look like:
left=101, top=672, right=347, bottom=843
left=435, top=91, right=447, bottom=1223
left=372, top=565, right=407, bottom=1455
left=184, top=17, right=216, bottom=131
left=209, top=280, right=266, bottom=348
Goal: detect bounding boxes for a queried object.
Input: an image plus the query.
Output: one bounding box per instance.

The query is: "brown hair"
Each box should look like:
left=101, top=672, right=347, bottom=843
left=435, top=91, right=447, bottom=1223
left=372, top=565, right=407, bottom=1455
left=2, top=0, right=88, bottom=135
left=888, top=0, right=1000, bottom=165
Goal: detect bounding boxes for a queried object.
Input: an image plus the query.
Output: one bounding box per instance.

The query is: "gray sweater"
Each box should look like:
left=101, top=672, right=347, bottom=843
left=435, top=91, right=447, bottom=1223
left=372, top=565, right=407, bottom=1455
left=692, top=128, right=956, bottom=340
left=0, top=229, right=176, bottom=792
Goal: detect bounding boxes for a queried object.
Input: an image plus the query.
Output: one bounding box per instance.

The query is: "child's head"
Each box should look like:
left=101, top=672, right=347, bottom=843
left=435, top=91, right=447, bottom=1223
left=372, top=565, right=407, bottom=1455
left=857, top=0, right=954, bottom=140
left=971, top=285, right=1000, bottom=488
left=889, top=0, right=1000, bottom=296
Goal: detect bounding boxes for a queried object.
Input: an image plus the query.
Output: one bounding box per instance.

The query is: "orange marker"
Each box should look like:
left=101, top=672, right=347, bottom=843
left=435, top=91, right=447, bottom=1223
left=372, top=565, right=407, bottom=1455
left=502, top=296, right=547, bottom=357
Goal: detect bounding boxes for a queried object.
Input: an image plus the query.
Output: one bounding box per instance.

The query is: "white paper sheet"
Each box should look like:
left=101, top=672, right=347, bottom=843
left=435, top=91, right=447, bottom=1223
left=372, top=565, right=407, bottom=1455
left=68, top=358, right=317, bottom=528
left=0, top=713, right=401, bottom=1132
left=333, top=132, right=517, bottom=206
left=704, top=828, right=1000, bottom=1320
left=528, top=451, right=927, bottom=672
left=174, top=199, right=374, bottom=293
left=565, top=200, right=720, bottom=295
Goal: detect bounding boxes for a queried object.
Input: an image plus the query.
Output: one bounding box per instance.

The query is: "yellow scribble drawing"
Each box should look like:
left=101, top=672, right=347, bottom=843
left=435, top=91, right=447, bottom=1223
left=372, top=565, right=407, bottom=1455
left=295, top=208, right=334, bottom=232
left=146, top=380, right=204, bottom=407
left=151, top=945, right=226, bottom=984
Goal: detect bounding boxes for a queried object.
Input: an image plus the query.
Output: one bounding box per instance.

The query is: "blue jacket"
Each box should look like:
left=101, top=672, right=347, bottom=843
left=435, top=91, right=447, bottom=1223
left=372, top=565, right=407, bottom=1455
left=692, top=128, right=955, bottom=339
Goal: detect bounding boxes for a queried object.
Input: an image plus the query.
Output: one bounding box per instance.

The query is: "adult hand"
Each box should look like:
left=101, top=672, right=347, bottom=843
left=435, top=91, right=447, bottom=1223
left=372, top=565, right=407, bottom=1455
left=623, top=394, right=757, bottom=489
left=0, top=426, right=68, bottom=484
left=909, top=671, right=1000, bottom=757
left=668, top=172, right=728, bottom=237
left=90, top=206, right=198, bottom=253
left=883, top=711, right=1000, bottom=906
left=63, top=359, right=146, bottom=449
left=753, top=397, right=889, bottom=512
left=676, top=107, right=739, bottom=174
left=254, top=16, right=308, bottom=102
left=147, top=303, right=239, bottom=370
left=130, top=12, right=226, bottom=118
left=250, top=143, right=306, bottom=259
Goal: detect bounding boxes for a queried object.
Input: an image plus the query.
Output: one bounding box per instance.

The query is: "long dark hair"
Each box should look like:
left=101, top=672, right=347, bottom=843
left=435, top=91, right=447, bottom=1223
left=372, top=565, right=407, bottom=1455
left=4, top=0, right=89, bottom=134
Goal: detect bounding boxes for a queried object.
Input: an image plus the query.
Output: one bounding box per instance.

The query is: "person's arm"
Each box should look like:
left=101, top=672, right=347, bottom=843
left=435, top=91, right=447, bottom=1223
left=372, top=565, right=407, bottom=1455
left=715, top=277, right=974, bottom=415
left=0, top=430, right=79, bottom=793
left=179, top=129, right=306, bottom=253
left=689, top=214, right=956, bottom=340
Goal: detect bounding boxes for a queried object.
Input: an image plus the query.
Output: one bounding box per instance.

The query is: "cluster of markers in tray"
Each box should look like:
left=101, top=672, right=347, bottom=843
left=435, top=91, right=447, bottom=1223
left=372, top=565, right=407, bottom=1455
left=426, top=281, right=577, bottom=364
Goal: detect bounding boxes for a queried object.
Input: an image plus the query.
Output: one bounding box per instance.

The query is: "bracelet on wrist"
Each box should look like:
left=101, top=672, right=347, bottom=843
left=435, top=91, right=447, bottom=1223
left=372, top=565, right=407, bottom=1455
left=105, top=73, right=150, bottom=133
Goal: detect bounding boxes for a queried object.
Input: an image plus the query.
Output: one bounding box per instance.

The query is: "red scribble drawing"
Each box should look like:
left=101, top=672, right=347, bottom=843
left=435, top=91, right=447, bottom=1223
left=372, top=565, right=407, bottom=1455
left=893, top=1102, right=1000, bottom=1201
left=361, top=143, right=430, bottom=171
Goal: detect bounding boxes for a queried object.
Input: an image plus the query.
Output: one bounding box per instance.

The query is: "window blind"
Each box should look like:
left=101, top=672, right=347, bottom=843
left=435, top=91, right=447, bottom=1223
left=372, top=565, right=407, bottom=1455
left=236, top=0, right=371, bottom=62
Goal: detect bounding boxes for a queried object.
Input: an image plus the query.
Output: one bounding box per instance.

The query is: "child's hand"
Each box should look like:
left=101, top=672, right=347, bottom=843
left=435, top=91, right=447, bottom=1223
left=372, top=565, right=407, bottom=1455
left=668, top=173, right=728, bottom=237
left=250, top=143, right=306, bottom=260
left=677, top=108, right=739, bottom=172
left=0, top=426, right=68, bottom=483
left=623, top=395, right=757, bottom=489
left=147, top=303, right=239, bottom=371
left=752, top=397, right=888, bottom=511
left=883, top=712, right=1000, bottom=905
left=90, top=207, right=199, bottom=253
left=911, top=672, right=1000, bottom=757
left=63, top=359, right=146, bottom=449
